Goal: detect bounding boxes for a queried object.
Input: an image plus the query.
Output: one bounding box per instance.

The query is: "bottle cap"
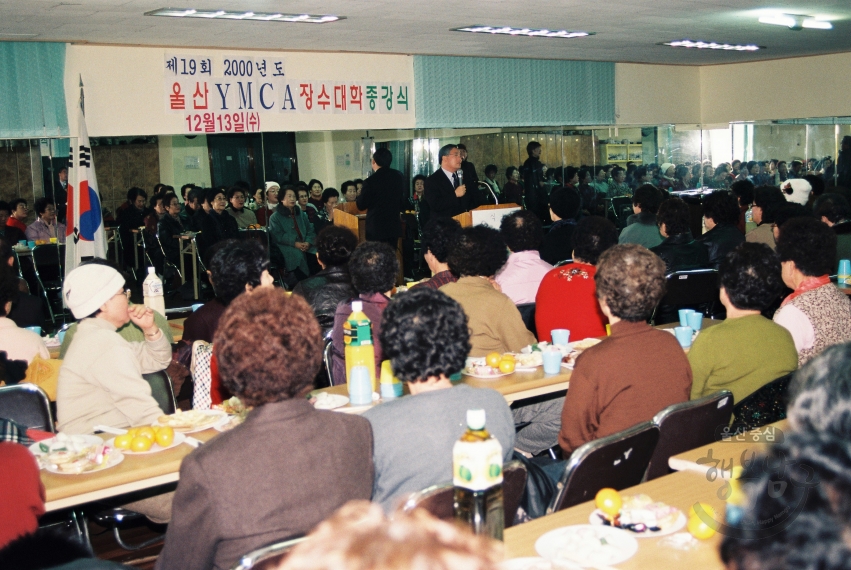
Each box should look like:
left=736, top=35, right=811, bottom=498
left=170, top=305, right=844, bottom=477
left=147, top=267, right=155, bottom=275
left=351, top=300, right=363, bottom=312
left=466, top=409, right=486, bottom=431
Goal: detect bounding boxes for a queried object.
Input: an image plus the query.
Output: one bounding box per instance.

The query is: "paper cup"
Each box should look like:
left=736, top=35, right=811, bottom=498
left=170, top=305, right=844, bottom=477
left=542, top=349, right=562, bottom=375
left=550, top=329, right=570, bottom=346
left=674, top=326, right=693, bottom=348
left=678, top=309, right=695, bottom=327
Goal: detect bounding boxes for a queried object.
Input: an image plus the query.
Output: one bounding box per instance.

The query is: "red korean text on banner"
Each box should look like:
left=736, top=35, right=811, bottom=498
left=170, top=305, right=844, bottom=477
left=193, top=82, right=209, bottom=109
left=317, top=84, right=331, bottom=110
left=170, top=83, right=186, bottom=110
left=334, top=85, right=347, bottom=111
left=299, top=83, right=314, bottom=111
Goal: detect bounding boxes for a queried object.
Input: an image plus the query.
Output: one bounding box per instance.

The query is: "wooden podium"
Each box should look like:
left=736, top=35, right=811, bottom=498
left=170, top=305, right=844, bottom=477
left=452, top=203, right=521, bottom=228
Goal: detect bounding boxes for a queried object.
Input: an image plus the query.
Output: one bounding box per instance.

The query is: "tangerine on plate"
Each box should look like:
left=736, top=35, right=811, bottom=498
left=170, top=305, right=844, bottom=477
left=136, top=426, right=156, bottom=441
left=595, top=488, right=622, bottom=517
left=130, top=436, right=153, bottom=452
left=113, top=434, right=133, bottom=450
left=498, top=359, right=516, bottom=373
left=485, top=352, right=502, bottom=368
left=687, top=513, right=717, bottom=540
left=155, top=426, right=175, bottom=448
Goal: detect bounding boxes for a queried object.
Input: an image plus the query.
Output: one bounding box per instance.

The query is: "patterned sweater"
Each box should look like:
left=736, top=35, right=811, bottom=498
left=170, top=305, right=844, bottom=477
left=774, top=284, right=851, bottom=366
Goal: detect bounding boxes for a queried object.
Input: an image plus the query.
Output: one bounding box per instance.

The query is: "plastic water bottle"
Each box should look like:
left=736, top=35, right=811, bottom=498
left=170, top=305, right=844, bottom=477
left=142, top=267, right=166, bottom=317
left=453, top=409, right=505, bottom=540
left=344, top=300, right=376, bottom=391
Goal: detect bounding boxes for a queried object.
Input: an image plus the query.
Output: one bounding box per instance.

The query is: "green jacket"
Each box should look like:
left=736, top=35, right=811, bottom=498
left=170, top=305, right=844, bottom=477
left=268, top=204, right=317, bottom=274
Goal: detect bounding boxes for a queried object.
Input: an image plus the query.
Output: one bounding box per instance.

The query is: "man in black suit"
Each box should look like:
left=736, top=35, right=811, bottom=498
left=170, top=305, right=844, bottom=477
left=424, top=144, right=479, bottom=219
left=356, top=147, right=407, bottom=249
left=457, top=144, right=480, bottom=202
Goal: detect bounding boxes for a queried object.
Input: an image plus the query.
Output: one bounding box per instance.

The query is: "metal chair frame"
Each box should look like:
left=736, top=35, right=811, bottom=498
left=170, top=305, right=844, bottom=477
left=30, top=243, right=66, bottom=324
left=230, top=536, right=307, bottom=570
left=323, top=334, right=335, bottom=387
left=0, top=383, right=55, bottom=433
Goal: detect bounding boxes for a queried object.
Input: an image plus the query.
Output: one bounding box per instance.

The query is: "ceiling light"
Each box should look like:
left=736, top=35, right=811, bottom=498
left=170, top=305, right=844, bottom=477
left=145, top=7, right=344, bottom=23
left=453, top=25, right=593, bottom=39
left=663, top=40, right=762, bottom=51
left=758, top=13, right=833, bottom=31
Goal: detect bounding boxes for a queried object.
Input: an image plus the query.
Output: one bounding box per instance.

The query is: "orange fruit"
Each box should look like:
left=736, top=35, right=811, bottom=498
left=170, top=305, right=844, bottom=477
left=136, top=426, right=156, bottom=441
left=126, top=427, right=139, bottom=438
left=687, top=512, right=717, bottom=540
left=498, top=359, right=516, bottom=374
left=130, top=436, right=153, bottom=452
left=501, top=353, right=515, bottom=361
left=155, top=426, right=175, bottom=448
left=688, top=502, right=717, bottom=520
left=595, top=488, right=622, bottom=517
left=485, top=352, right=502, bottom=368
left=113, top=434, right=133, bottom=450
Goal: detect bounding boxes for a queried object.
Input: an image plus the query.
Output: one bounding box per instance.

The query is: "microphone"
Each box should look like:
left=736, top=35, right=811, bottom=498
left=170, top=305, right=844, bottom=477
left=456, top=169, right=463, bottom=188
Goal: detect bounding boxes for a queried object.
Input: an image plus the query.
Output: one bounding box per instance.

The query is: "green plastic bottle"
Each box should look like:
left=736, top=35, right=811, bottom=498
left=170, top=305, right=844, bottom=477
left=344, top=300, right=376, bottom=391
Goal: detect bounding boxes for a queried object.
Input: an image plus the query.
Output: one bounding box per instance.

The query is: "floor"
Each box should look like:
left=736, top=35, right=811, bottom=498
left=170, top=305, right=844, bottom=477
left=88, top=519, right=166, bottom=569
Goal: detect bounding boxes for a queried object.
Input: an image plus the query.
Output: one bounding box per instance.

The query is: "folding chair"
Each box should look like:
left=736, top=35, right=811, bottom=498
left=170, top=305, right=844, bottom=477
left=609, top=197, right=634, bottom=229
left=516, top=303, right=537, bottom=337
left=555, top=258, right=573, bottom=267
left=320, top=335, right=334, bottom=388
left=398, top=460, right=528, bottom=529
left=547, top=422, right=660, bottom=514
left=30, top=243, right=66, bottom=324
left=644, top=390, right=734, bottom=481
left=650, top=268, right=720, bottom=325
left=142, top=370, right=177, bottom=414
left=730, top=373, right=794, bottom=433
left=0, top=383, right=54, bottom=433
left=230, top=536, right=307, bottom=570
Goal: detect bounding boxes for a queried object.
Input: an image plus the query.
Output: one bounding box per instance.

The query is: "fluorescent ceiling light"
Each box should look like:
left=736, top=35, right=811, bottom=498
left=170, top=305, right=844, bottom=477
left=0, top=32, right=38, bottom=37
left=758, top=13, right=833, bottom=30
left=663, top=40, right=762, bottom=51
left=145, top=7, right=344, bottom=23
left=453, top=25, right=593, bottom=39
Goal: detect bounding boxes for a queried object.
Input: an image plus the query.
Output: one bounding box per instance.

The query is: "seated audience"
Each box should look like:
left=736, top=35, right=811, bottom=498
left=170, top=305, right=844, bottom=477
left=650, top=197, right=710, bottom=273
left=618, top=184, right=664, bottom=249
left=699, top=191, right=745, bottom=268
left=746, top=186, right=786, bottom=250
left=0, top=237, right=45, bottom=329
left=813, top=192, right=851, bottom=265
left=771, top=202, right=813, bottom=242
left=559, top=244, right=692, bottom=455
left=255, top=181, right=279, bottom=226
left=25, top=198, right=65, bottom=244
left=730, top=179, right=755, bottom=234
left=156, top=289, right=374, bottom=570
left=279, top=502, right=501, bottom=570
left=297, top=186, right=320, bottom=229
left=199, top=188, right=240, bottom=257
left=226, top=186, right=257, bottom=229
left=314, top=187, right=340, bottom=234
left=540, top=187, right=581, bottom=266
left=363, top=288, right=514, bottom=511
left=441, top=226, right=535, bottom=356
left=495, top=210, right=552, bottom=304
left=0, top=442, right=44, bottom=549
left=178, top=184, right=199, bottom=227
left=773, top=217, right=851, bottom=366
left=5, top=199, right=28, bottom=235
left=57, top=264, right=171, bottom=434
left=412, top=218, right=461, bottom=291
left=503, top=166, right=524, bottom=206
left=268, top=187, right=317, bottom=281
left=536, top=216, right=617, bottom=342
left=0, top=264, right=48, bottom=364
left=157, top=192, right=185, bottom=268
left=688, top=243, right=797, bottom=403
left=0, top=201, right=26, bottom=245
left=331, top=242, right=398, bottom=384
left=292, top=226, right=358, bottom=335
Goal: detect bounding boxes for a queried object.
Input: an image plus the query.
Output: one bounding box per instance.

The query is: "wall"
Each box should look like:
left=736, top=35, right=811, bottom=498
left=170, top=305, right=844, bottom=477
left=158, top=135, right=212, bottom=192
left=92, top=143, right=160, bottom=216
left=0, top=143, right=39, bottom=221
left=64, top=45, right=415, bottom=137
left=700, top=53, right=851, bottom=124
left=614, top=64, right=701, bottom=126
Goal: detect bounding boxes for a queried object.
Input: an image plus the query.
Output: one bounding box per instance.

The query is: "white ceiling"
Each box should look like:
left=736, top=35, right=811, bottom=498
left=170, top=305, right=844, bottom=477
left=2, top=0, right=851, bottom=65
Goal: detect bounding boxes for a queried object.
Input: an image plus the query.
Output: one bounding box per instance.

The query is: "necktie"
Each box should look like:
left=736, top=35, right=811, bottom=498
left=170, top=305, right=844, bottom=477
left=452, top=172, right=459, bottom=189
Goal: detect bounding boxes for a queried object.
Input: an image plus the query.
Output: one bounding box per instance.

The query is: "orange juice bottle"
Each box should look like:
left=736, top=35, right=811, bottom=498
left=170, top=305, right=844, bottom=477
left=344, top=300, right=376, bottom=391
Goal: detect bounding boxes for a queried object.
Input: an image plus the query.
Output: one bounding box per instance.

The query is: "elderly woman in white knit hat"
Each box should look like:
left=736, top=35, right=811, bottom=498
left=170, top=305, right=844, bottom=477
left=56, top=263, right=172, bottom=435
left=254, top=181, right=280, bottom=226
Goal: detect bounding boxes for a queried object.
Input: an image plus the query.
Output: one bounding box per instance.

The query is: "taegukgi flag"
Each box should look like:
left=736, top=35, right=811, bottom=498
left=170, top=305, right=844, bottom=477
left=65, top=99, right=107, bottom=275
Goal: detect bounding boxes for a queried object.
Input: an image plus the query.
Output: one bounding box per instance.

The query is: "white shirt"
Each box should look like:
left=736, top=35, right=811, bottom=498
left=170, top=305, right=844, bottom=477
left=494, top=250, right=554, bottom=305
left=441, top=167, right=458, bottom=186
left=0, top=317, right=49, bottom=364
left=773, top=304, right=816, bottom=354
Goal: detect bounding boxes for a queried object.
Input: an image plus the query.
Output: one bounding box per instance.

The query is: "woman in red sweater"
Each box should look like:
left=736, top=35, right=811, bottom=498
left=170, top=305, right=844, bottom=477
left=535, top=216, right=618, bottom=342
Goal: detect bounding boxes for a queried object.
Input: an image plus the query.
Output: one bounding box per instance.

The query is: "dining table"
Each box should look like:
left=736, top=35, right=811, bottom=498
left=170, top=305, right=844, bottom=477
left=503, top=470, right=728, bottom=569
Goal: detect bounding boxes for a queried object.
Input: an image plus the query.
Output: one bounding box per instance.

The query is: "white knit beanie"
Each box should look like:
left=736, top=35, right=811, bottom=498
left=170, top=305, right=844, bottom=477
left=264, top=181, right=280, bottom=192
left=63, top=264, right=126, bottom=318
left=781, top=179, right=812, bottom=206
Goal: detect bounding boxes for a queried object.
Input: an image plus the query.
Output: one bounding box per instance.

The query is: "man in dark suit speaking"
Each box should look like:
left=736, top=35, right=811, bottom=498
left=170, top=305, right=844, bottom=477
left=424, top=144, right=479, bottom=219
left=356, top=147, right=408, bottom=249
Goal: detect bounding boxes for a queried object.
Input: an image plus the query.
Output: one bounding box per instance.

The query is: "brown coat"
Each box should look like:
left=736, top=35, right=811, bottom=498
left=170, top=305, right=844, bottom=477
left=156, top=399, right=374, bottom=570
left=558, top=320, right=692, bottom=455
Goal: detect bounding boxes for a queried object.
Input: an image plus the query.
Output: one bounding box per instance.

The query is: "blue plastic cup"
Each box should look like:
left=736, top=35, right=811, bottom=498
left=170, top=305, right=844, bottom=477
left=674, top=326, right=694, bottom=348
left=57, top=330, right=66, bottom=344
left=687, top=311, right=704, bottom=331
left=542, top=349, right=562, bottom=374
left=839, top=259, right=851, bottom=280
left=678, top=309, right=695, bottom=327
left=25, top=326, right=42, bottom=336
left=18, top=240, right=27, bottom=246
left=191, top=303, right=204, bottom=312
left=551, top=329, right=570, bottom=346
left=348, top=366, right=373, bottom=406
left=27, top=240, right=36, bottom=249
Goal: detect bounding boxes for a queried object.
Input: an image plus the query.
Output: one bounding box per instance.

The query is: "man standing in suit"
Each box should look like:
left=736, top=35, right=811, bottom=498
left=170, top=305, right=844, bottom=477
left=356, top=148, right=407, bottom=249
left=457, top=144, right=480, bottom=202
left=424, top=144, right=479, bottom=219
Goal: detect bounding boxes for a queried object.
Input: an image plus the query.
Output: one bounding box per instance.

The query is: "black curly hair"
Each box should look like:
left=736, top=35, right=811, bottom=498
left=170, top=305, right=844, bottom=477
left=702, top=191, right=741, bottom=226
left=209, top=239, right=270, bottom=305
left=421, top=217, right=461, bottom=264
left=379, top=288, right=470, bottom=383
left=773, top=203, right=813, bottom=230
left=549, top=187, right=581, bottom=220
left=349, top=241, right=398, bottom=294
left=315, top=225, right=358, bottom=267
left=573, top=216, right=618, bottom=265
left=776, top=217, right=836, bottom=277
left=0, top=263, right=19, bottom=317
left=753, top=186, right=785, bottom=224
left=719, top=243, right=783, bottom=311
left=788, top=343, right=851, bottom=436
left=447, top=225, right=508, bottom=278
left=730, top=179, right=755, bottom=206
left=657, top=197, right=692, bottom=236
left=632, top=184, right=663, bottom=214
left=499, top=210, right=543, bottom=252
left=813, top=193, right=851, bottom=225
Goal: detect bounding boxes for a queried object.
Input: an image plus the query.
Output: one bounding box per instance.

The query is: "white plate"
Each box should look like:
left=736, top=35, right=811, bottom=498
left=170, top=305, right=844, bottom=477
left=313, top=393, right=350, bottom=410
left=535, top=524, right=639, bottom=567
left=588, top=509, right=687, bottom=538
left=158, top=410, right=228, bottom=433
left=500, top=557, right=581, bottom=570
left=105, top=431, right=187, bottom=455
left=44, top=449, right=124, bottom=475
left=29, top=435, right=104, bottom=460
left=462, top=370, right=511, bottom=379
